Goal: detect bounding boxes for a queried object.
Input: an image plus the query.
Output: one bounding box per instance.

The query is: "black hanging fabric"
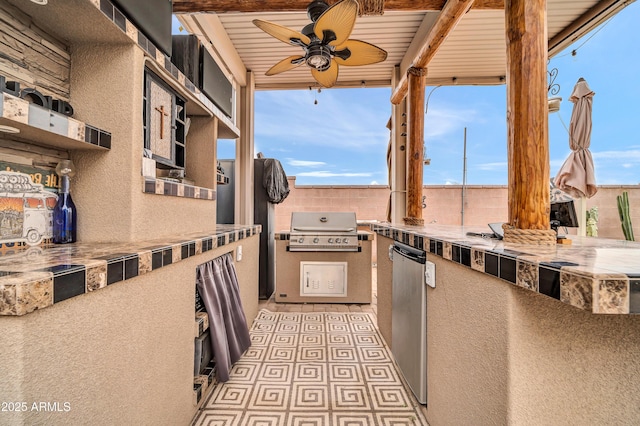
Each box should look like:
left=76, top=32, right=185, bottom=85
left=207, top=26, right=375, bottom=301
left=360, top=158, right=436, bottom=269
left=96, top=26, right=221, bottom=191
left=263, top=158, right=290, bottom=204
left=196, top=253, right=251, bottom=382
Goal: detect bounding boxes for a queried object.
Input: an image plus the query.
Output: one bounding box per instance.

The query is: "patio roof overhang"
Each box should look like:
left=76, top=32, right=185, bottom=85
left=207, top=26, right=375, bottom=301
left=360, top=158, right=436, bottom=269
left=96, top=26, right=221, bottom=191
left=174, top=0, right=633, bottom=238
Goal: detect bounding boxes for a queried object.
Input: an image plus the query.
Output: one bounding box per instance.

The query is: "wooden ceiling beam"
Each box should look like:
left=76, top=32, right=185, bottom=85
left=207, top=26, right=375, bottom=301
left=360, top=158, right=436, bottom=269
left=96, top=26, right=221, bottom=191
left=173, top=0, right=502, bottom=13
left=390, top=0, right=475, bottom=104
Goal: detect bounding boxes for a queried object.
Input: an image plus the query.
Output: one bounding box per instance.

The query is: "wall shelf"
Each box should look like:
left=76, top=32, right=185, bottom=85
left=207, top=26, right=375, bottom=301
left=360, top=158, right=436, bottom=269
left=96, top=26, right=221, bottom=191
left=0, top=93, right=111, bottom=151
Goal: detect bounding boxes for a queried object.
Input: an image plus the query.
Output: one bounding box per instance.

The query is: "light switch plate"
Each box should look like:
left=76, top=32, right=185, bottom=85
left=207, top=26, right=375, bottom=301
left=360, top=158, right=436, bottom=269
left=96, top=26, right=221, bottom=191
left=425, top=261, right=435, bottom=288
left=236, top=245, right=242, bottom=261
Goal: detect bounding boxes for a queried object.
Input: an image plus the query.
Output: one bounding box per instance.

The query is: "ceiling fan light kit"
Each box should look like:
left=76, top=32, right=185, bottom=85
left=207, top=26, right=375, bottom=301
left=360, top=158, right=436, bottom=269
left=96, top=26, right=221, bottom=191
left=253, top=0, right=387, bottom=88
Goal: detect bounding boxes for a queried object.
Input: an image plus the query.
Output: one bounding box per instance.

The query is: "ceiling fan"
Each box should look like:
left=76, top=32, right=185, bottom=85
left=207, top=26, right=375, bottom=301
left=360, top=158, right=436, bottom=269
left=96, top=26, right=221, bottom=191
left=252, top=0, right=388, bottom=88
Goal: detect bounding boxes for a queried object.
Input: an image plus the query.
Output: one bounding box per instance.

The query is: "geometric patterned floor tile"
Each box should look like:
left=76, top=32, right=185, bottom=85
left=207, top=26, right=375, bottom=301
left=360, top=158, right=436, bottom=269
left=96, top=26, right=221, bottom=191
left=257, top=363, right=293, bottom=383
left=248, top=383, right=291, bottom=410
left=191, top=410, right=243, bottom=426
left=286, top=412, right=331, bottom=426
left=329, top=363, right=363, bottom=383
left=192, top=309, right=429, bottom=426
left=291, top=383, right=330, bottom=411
left=327, top=333, right=354, bottom=346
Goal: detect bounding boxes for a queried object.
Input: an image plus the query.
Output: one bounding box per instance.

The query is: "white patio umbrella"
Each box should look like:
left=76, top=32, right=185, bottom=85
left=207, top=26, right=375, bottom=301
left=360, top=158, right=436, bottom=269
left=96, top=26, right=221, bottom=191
left=554, top=78, right=597, bottom=235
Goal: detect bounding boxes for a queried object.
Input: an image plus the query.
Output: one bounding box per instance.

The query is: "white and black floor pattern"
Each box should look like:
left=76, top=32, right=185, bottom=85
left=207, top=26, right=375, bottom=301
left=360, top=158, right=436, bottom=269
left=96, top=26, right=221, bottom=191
left=192, top=309, right=428, bottom=426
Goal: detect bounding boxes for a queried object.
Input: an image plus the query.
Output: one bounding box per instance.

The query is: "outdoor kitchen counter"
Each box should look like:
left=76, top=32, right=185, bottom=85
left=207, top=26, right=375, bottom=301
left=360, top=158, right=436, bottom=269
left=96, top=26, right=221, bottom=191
left=0, top=224, right=261, bottom=316
left=371, top=222, right=640, bottom=315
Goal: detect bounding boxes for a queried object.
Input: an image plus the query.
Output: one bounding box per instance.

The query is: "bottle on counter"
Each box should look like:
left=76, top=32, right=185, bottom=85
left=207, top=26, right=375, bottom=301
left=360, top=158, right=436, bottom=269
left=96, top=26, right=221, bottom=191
left=53, top=160, right=77, bottom=244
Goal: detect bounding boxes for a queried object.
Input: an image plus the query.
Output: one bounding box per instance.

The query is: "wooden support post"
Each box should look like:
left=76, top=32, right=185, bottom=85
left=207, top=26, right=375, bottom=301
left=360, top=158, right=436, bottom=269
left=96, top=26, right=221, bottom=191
left=504, top=0, right=555, bottom=244
left=404, top=67, right=427, bottom=226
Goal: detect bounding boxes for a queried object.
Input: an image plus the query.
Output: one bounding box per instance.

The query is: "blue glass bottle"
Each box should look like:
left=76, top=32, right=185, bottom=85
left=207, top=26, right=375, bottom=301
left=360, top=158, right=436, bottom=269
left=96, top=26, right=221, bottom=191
left=53, top=162, right=77, bottom=244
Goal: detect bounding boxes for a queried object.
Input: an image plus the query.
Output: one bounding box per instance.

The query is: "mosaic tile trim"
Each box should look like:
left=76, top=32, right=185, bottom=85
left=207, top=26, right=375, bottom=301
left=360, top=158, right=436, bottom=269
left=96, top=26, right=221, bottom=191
left=0, top=225, right=261, bottom=316
left=1, top=93, right=111, bottom=149
left=371, top=222, right=640, bottom=315
left=143, top=177, right=216, bottom=201
left=191, top=310, right=428, bottom=425
left=97, top=0, right=238, bottom=136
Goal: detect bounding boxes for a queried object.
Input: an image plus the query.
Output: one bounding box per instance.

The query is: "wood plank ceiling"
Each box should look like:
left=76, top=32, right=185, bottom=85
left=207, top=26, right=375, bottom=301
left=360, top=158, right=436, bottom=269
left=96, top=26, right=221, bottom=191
left=175, top=0, right=631, bottom=90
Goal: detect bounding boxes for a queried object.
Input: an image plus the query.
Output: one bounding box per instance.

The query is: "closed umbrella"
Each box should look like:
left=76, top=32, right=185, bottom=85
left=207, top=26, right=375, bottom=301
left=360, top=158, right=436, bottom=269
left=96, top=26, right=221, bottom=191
left=554, top=78, right=596, bottom=236
left=554, top=78, right=597, bottom=199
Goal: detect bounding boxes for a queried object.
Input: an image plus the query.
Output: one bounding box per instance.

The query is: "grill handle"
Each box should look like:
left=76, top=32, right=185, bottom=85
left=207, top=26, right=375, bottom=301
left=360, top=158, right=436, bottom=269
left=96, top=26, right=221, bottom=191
left=292, top=227, right=355, bottom=232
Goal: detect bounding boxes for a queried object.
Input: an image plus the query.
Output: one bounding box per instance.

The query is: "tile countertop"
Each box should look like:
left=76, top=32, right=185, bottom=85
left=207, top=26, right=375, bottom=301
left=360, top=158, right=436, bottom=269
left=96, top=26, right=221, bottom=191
left=372, top=222, right=640, bottom=315
left=0, top=225, right=261, bottom=316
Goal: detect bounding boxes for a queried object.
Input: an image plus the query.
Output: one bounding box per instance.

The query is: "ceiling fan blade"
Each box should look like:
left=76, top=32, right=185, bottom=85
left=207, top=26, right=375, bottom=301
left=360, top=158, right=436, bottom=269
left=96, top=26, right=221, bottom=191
left=253, top=19, right=311, bottom=46
left=311, top=59, right=339, bottom=88
left=313, top=0, right=358, bottom=47
left=334, top=39, right=388, bottom=66
left=266, top=56, right=305, bottom=76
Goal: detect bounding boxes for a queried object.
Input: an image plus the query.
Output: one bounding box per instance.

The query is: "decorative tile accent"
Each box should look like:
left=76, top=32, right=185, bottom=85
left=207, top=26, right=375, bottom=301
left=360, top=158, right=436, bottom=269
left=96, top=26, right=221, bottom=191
left=142, top=176, right=217, bottom=201
left=193, top=310, right=427, bottom=425
left=85, top=260, right=107, bottom=292
left=369, top=222, right=640, bottom=315
left=630, top=278, right=640, bottom=314
left=595, top=276, right=629, bottom=314
left=560, top=272, right=595, bottom=311
left=0, top=272, right=53, bottom=315
left=49, top=265, right=86, bottom=303
left=0, top=225, right=259, bottom=315
left=517, top=259, right=538, bottom=291
left=138, top=250, right=152, bottom=275
left=485, top=253, right=499, bottom=277
left=443, top=242, right=452, bottom=260
left=452, top=244, right=461, bottom=262
left=539, top=266, right=561, bottom=300
left=499, top=256, right=517, bottom=284
left=172, top=243, right=182, bottom=263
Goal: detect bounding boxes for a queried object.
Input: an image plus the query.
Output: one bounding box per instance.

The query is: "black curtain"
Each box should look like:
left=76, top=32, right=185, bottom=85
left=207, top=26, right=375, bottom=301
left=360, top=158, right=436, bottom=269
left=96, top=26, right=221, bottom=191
left=196, top=253, right=251, bottom=382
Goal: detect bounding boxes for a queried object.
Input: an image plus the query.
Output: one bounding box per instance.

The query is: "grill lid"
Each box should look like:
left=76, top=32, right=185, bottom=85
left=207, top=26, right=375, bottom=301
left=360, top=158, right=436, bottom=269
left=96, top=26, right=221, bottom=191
left=290, top=212, right=357, bottom=234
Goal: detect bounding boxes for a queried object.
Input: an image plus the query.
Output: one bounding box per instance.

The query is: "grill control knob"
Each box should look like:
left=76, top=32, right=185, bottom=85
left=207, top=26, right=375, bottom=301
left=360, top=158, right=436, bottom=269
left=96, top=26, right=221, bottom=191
left=335, top=238, right=341, bottom=243
left=298, top=238, right=304, bottom=243
left=313, top=238, right=319, bottom=243
left=343, top=238, right=349, bottom=243
left=328, top=238, right=334, bottom=243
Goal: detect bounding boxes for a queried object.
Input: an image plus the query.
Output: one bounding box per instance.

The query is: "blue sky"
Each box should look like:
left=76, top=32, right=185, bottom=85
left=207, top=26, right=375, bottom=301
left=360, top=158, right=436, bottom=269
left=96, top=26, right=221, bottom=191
left=207, top=2, right=640, bottom=185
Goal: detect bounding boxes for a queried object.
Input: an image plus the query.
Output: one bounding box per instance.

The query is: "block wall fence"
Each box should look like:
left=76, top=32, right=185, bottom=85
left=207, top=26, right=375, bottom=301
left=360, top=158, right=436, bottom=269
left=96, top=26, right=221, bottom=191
left=274, top=177, right=639, bottom=241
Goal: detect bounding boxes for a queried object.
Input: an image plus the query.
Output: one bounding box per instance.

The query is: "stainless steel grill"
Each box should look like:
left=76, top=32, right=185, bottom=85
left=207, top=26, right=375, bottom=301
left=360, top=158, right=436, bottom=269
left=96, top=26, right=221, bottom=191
left=289, top=212, right=359, bottom=252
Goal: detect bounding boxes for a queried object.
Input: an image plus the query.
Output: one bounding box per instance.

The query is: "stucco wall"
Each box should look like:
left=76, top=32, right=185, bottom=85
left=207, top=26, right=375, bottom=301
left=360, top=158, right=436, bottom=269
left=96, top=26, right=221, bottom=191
left=508, top=289, right=640, bottom=425
left=0, top=236, right=259, bottom=426
left=69, top=45, right=219, bottom=244
left=275, top=177, right=640, bottom=240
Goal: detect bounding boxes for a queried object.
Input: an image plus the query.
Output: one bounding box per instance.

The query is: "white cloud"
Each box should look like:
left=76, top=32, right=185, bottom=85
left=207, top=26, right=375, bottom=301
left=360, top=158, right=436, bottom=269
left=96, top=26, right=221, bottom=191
left=370, top=180, right=379, bottom=185
left=297, top=171, right=373, bottom=178
left=255, top=89, right=391, bottom=152
left=476, top=162, right=508, bottom=171
left=287, top=159, right=326, bottom=167
left=592, top=149, right=640, bottom=161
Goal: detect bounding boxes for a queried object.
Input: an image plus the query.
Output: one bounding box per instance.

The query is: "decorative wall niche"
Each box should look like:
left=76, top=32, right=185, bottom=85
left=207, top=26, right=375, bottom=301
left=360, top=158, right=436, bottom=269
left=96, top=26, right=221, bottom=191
left=143, top=69, right=186, bottom=170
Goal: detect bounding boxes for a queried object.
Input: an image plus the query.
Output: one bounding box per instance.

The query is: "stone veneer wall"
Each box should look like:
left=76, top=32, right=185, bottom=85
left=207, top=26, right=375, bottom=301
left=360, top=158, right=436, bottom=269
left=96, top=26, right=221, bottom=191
left=275, top=177, right=640, bottom=240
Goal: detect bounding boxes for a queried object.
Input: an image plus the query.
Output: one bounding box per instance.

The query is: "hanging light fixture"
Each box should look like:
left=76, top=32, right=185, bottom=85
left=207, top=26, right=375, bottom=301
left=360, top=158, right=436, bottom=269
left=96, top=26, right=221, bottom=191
left=548, top=66, right=561, bottom=114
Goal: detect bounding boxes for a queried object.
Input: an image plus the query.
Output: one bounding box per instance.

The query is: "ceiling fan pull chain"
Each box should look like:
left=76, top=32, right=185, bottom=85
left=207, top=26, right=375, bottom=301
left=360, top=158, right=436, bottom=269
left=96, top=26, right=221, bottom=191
left=359, top=0, right=384, bottom=16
